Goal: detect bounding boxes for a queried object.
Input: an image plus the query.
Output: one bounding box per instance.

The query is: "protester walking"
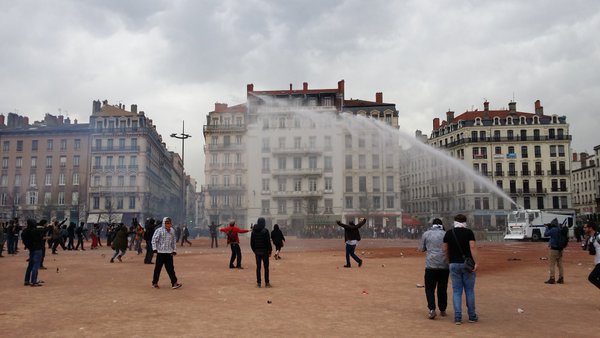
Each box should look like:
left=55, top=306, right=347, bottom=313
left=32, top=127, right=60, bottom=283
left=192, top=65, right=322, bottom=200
left=271, top=224, right=285, bottom=260
left=110, top=223, right=129, bottom=263
left=151, top=217, right=182, bottom=289
left=543, top=218, right=565, bottom=284
left=583, top=222, right=600, bottom=290
left=75, top=222, right=87, bottom=251
left=443, top=214, right=478, bottom=325
left=181, top=225, right=192, bottom=246
left=144, top=218, right=157, bottom=264
left=419, top=218, right=449, bottom=320
left=251, top=217, right=272, bottom=288
left=209, top=222, right=218, bottom=248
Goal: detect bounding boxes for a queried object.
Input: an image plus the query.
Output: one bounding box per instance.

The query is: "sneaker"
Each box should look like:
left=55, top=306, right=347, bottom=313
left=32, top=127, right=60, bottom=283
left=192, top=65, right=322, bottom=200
left=557, top=277, right=564, bottom=284
left=30, top=283, right=43, bottom=287
left=236, top=266, right=244, bottom=269
left=265, top=283, right=272, bottom=288
left=172, top=283, right=182, bottom=289
left=428, top=309, right=436, bottom=320
left=152, top=284, right=160, bottom=289
left=455, top=321, right=462, bottom=325
left=117, top=255, right=122, bottom=262
left=257, top=283, right=262, bottom=288
left=24, top=282, right=30, bottom=286
left=343, top=264, right=351, bottom=268
left=468, top=317, right=478, bottom=323
left=358, top=260, right=363, bottom=267
left=440, top=311, right=447, bottom=317
left=544, top=278, right=555, bottom=284
left=39, top=266, right=47, bottom=270
left=110, top=258, right=114, bottom=263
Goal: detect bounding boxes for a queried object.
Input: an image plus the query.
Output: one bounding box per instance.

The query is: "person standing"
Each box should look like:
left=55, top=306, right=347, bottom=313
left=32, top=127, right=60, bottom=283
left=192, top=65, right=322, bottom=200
left=0, top=222, right=5, bottom=257
left=66, top=221, right=76, bottom=250
left=151, top=217, right=182, bottom=289
left=110, top=223, right=129, bottom=263
left=270, top=224, right=285, bottom=260
left=75, top=222, right=87, bottom=251
left=583, top=222, right=600, bottom=290
left=144, top=218, right=157, bottom=264
left=209, top=222, right=218, bottom=248
left=543, top=218, right=564, bottom=284
left=181, top=225, right=192, bottom=246
left=443, top=214, right=478, bottom=325
left=22, top=219, right=46, bottom=287
left=220, top=221, right=250, bottom=269
left=419, top=218, right=449, bottom=320
left=336, top=217, right=367, bottom=268
left=250, top=217, right=272, bottom=288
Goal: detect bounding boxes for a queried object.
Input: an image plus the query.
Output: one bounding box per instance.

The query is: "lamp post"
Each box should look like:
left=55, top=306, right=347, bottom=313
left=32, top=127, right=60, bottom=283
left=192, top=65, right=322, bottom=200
left=170, top=121, right=191, bottom=225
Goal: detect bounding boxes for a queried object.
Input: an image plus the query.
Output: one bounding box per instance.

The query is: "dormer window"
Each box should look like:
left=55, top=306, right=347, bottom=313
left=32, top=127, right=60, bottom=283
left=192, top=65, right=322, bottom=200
left=493, top=117, right=500, bottom=125
left=533, top=116, right=539, bottom=124
left=507, top=116, right=514, bottom=125
left=475, top=117, right=483, bottom=125
left=520, top=116, right=527, bottom=125
left=552, top=115, right=559, bottom=123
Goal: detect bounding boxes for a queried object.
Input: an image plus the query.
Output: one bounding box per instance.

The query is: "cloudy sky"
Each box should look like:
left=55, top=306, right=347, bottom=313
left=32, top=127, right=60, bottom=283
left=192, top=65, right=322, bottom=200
left=1, top=0, right=599, bottom=185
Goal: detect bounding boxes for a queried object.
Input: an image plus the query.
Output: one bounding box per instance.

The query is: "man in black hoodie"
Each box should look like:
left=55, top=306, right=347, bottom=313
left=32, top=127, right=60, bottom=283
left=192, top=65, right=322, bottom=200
left=250, top=217, right=272, bottom=288
left=336, top=217, right=367, bottom=268
left=22, top=219, right=46, bottom=287
left=144, top=218, right=157, bottom=264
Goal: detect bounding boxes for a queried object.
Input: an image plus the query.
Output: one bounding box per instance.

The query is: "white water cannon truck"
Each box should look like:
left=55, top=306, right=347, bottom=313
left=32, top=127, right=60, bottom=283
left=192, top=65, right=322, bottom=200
left=504, top=209, right=575, bottom=241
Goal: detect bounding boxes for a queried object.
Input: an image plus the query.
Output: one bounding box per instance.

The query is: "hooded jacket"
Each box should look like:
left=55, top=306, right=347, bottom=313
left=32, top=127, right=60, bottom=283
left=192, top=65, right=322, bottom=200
left=250, top=217, right=272, bottom=255
left=22, top=219, right=44, bottom=251
left=111, top=224, right=129, bottom=251
left=151, top=217, right=177, bottom=254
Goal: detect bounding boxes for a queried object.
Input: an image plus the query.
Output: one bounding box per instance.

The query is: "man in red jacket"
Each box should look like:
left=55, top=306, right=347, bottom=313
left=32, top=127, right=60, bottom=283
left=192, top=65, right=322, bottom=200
left=220, top=221, right=250, bottom=269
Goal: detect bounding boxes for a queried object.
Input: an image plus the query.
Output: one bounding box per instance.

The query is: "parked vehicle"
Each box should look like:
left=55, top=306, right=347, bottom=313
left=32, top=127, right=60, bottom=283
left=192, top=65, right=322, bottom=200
left=504, top=209, right=575, bottom=241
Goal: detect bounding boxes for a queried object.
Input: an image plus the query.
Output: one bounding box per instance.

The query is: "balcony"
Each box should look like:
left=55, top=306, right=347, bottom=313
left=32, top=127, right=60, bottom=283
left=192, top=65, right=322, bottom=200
left=508, top=171, right=518, bottom=177
left=547, top=170, right=570, bottom=176
left=521, top=170, right=530, bottom=176
left=202, top=184, right=246, bottom=192
left=89, top=185, right=139, bottom=193
left=271, top=168, right=323, bottom=176
left=204, top=143, right=245, bottom=152
left=534, top=170, right=543, bottom=176
left=91, top=146, right=140, bottom=153
left=271, top=190, right=323, bottom=198
left=271, top=147, right=323, bottom=156
left=203, top=124, right=247, bottom=134
left=494, top=171, right=504, bottom=177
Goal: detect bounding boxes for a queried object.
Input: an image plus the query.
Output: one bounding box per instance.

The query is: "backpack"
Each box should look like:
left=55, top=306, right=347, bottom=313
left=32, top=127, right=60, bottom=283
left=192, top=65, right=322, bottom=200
left=557, top=225, right=569, bottom=249
left=227, top=229, right=236, bottom=243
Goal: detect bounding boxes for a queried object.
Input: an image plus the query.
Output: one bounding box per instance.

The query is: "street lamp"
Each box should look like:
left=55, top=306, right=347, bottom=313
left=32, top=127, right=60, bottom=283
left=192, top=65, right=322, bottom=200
left=170, top=121, right=191, bottom=225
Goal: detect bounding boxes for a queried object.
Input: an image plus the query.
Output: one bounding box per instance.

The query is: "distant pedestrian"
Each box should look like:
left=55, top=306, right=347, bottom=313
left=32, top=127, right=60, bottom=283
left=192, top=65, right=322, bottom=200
left=336, top=217, right=367, bottom=268
left=543, top=218, right=564, bottom=284
left=220, top=221, right=250, bottom=269
left=443, top=214, right=478, bottom=325
left=21, top=219, right=46, bottom=287
left=250, top=217, right=272, bottom=288
left=419, top=218, right=449, bottom=320
left=209, top=222, right=218, bottom=248
left=583, top=222, right=600, bottom=290
left=181, top=225, right=192, bottom=246
left=66, top=221, right=76, bottom=250
left=0, top=222, right=6, bottom=257
left=151, top=217, right=182, bottom=289
left=144, top=218, right=157, bottom=264
left=110, top=223, right=129, bottom=263
left=271, top=224, right=286, bottom=260
left=75, top=222, right=87, bottom=251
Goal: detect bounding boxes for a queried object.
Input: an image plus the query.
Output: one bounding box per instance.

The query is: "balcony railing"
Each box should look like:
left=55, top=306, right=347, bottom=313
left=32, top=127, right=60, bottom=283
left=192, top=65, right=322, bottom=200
left=91, top=146, right=140, bottom=152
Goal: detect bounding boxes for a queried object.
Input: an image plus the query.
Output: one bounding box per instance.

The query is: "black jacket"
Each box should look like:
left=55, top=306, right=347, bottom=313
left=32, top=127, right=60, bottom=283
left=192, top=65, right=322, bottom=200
left=22, top=220, right=44, bottom=251
left=251, top=218, right=272, bottom=255
left=271, top=228, right=285, bottom=246
left=337, top=218, right=367, bottom=242
left=144, top=221, right=157, bottom=241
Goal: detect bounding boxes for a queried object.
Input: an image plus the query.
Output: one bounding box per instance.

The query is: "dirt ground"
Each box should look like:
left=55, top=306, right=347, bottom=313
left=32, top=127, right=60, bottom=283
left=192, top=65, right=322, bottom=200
left=1, top=236, right=598, bottom=338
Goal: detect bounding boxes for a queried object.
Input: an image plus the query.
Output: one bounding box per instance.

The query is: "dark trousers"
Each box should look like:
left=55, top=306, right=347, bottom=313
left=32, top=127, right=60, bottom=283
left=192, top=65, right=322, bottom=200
left=181, top=236, right=192, bottom=246
left=152, top=253, right=177, bottom=285
left=211, top=234, right=218, bottom=248
left=255, top=253, right=270, bottom=284
left=229, top=243, right=242, bottom=268
left=424, top=268, right=449, bottom=311
left=41, top=242, right=46, bottom=267
left=67, top=235, right=75, bottom=250
left=75, top=236, right=85, bottom=250
left=52, top=238, right=66, bottom=252
left=24, top=249, right=42, bottom=284
left=144, top=241, right=154, bottom=264
left=345, top=243, right=362, bottom=266
left=7, top=236, right=16, bottom=254
left=589, top=263, right=600, bottom=289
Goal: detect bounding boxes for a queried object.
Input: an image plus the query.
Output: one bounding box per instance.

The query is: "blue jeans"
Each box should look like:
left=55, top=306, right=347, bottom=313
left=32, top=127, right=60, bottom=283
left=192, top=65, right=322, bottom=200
left=25, top=249, right=43, bottom=284
left=345, top=243, right=362, bottom=266
left=449, top=263, right=477, bottom=322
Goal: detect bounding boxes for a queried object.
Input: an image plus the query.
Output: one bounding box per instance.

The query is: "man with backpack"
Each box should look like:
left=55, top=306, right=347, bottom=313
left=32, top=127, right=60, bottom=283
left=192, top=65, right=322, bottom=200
left=543, top=218, right=567, bottom=284
left=220, top=221, right=250, bottom=269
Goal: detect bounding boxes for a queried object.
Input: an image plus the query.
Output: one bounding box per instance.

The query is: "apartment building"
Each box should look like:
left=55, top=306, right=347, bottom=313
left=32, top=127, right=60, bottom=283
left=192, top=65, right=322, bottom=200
left=0, top=113, right=90, bottom=222
left=88, top=100, right=183, bottom=224
left=203, top=80, right=401, bottom=232
left=572, top=152, right=597, bottom=215
left=420, top=100, right=573, bottom=229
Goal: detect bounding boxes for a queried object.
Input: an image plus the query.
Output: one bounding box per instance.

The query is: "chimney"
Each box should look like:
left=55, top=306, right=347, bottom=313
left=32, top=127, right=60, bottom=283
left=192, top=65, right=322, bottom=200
left=572, top=152, right=578, bottom=162
left=303, top=82, right=308, bottom=92
left=92, top=100, right=102, bottom=114
left=433, top=117, right=440, bottom=130
left=581, top=152, right=588, bottom=166
left=484, top=101, right=489, bottom=111
left=446, top=111, right=454, bottom=123
left=131, top=104, right=138, bottom=114
left=0, top=114, right=4, bottom=126
left=289, top=83, right=293, bottom=92
left=337, top=80, right=345, bottom=95
left=215, top=103, right=228, bottom=113
left=23, top=117, right=29, bottom=125
left=534, top=100, right=543, bottom=116
left=58, top=115, right=64, bottom=124
left=375, top=92, right=383, bottom=104
left=508, top=101, right=517, bottom=114
left=102, top=100, right=108, bottom=106
left=247, top=83, right=254, bottom=93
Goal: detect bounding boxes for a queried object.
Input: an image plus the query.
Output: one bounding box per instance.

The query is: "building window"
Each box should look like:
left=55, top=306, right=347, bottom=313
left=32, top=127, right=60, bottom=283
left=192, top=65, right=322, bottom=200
left=386, top=176, right=394, bottom=192
left=386, top=196, right=394, bottom=209
left=93, top=196, right=100, bottom=209
left=117, top=197, right=124, bottom=209
left=60, top=156, right=67, bottom=167
left=372, top=154, right=380, bottom=169
left=359, top=176, right=367, bottom=192
left=324, top=156, right=332, bottom=172
left=293, top=157, right=302, bottom=169
left=294, top=179, right=301, bottom=192
left=278, top=200, right=286, bottom=214
left=345, top=155, right=352, bottom=169
left=309, top=156, right=317, bottom=169
left=58, top=192, right=65, bottom=205
left=345, top=134, right=352, bottom=148
left=262, top=179, right=270, bottom=192
left=59, top=173, right=65, bottom=185
left=2, top=141, right=9, bottom=152
left=345, top=197, right=353, bottom=209
left=521, top=146, right=528, bottom=158
left=262, top=158, right=270, bottom=171
left=373, top=196, right=381, bottom=209
left=309, top=178, right=317, bottom=192
left=262, top=200, right=270, bottom=214
left=325, top=177, right=332, bottom=191
left=345, top=176, right=353, bottom=192
left=129, top=196, right=136, bottom=209
left=72, top=192, right=79, bottom=206
left=29, top=173, right=37, bottom=187
left=359, top=155, right=366, bottom=169
left=1, top=157, right=7, bottom=169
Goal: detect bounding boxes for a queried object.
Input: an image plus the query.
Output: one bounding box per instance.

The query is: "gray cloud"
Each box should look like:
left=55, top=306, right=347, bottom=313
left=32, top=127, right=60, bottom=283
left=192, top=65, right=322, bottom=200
left=1, top=0, right=599, bottom=184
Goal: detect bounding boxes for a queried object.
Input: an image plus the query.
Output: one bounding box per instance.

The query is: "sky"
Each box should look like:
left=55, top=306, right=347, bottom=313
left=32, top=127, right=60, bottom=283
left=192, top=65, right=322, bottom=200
left=1, top=0, right=599, bottom=187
